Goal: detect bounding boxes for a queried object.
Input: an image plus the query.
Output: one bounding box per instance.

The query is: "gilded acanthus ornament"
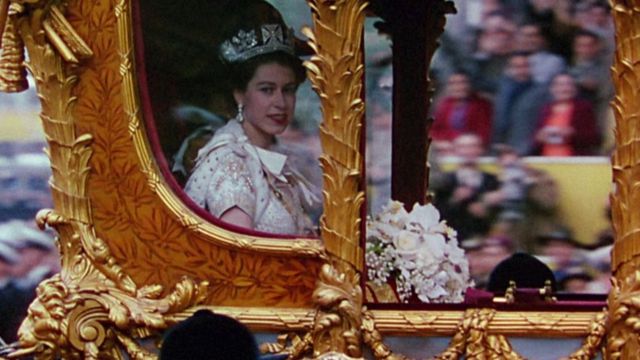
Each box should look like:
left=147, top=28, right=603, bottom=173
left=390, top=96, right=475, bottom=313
left=303, top=0, right=368, bottom=270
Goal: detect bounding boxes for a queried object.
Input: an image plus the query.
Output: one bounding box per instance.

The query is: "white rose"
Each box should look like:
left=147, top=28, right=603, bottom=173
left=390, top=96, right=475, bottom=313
left=394, top=230, right=421, bottom=252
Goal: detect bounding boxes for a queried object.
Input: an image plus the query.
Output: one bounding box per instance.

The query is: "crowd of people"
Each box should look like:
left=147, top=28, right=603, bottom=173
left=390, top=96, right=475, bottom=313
left=429, top=134, right=612, bottom=293
left=427, top=0, right=615, bottom=293
left=431, top=0, right=614, bottom=156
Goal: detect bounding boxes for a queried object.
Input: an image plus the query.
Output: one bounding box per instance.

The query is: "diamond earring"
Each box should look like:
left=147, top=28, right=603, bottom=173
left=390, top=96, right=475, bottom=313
left=236, top=103, right=244, bottom=123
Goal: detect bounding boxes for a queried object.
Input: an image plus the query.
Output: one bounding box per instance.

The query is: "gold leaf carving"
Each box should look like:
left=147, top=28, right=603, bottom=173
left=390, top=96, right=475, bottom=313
left=311, top=261, right=364, bottom=358
left=0, top=3, right=27, bottom=92
left=608, top=0, right=640, bottom=358
left=74, top=0, right=324, bottom=308
left=434, top=309, right=524, bottom=360
left=361, top=309, right=408, bottom=360
left=567, top=310, right=607, bottom=360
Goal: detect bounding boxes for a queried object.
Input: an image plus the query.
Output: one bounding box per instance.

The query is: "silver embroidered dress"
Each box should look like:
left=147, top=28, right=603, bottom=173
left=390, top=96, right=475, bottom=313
left=184, top=120, right=317, bottom=235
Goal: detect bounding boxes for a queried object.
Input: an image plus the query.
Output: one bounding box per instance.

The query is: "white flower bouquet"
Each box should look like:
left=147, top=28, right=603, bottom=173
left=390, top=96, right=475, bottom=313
left=366, top=200, right=473, bottom=303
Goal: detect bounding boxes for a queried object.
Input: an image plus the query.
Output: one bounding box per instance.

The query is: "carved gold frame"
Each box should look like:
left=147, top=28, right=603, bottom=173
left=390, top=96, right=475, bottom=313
left=1, top=0, right=638, bottom=358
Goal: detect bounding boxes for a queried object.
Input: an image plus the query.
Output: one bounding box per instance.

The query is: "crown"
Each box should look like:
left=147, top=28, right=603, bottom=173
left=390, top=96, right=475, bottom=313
left=219, top=23, right=295, bottom=63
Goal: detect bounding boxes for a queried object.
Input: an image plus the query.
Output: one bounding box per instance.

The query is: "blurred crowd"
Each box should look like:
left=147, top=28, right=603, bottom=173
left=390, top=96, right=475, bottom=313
left=427, top=134, right=612, bottom=293
left=428, top=0, right=615, bottom=293
left=0, top=145, right=57, bottom=344
left=430, top=0, right=614, bottom=156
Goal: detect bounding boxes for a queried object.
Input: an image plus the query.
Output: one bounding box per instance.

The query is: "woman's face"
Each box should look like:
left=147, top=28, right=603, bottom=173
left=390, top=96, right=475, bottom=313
left=234, top=62, right=298, bottom=147
left=446, top=74, right=471, bottom=100
left=550, top=74, right=577, bottom=102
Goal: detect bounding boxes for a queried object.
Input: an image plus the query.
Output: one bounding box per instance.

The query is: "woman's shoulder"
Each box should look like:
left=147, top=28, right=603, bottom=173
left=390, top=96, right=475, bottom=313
left=186, top=121, right=265, bottom=185
left=192, top=121, right=255, bottom=164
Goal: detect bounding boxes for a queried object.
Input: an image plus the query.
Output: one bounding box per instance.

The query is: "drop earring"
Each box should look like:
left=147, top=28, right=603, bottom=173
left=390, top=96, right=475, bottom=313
left=236, top=103, right=244, bottom=123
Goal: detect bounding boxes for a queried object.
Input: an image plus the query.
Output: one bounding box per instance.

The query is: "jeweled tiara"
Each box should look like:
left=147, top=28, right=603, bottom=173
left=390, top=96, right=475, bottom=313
left=219, top=23, right=295, bottom=63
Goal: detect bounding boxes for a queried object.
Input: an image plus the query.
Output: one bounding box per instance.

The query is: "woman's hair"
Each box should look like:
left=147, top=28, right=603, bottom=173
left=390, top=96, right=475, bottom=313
left=227, top=51, right=306, bottom=92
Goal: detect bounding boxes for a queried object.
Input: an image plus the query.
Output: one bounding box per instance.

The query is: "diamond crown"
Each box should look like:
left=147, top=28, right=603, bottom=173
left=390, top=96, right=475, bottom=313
left=219, top=24, right=295, bottom=63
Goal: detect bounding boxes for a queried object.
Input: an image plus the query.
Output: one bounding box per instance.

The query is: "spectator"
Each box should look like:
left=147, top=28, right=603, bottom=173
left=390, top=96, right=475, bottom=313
left=520, top=0, right=579, bottom=60
left=583, top=244, right=612, bottom=293
left=513, top=22, right=566, bottom=84
left=577, top=2, right=615, bottom=55
left=432, top=134, right=500, bottom=240
left=492, top=52, right=549, bottom=155
left=568, top=29, right=613, bottom=132
left=533, top=73, right=600, bottom=156
left=431, top=71, right=493, bottom=147
left=160, top=310, right=259, bottom=360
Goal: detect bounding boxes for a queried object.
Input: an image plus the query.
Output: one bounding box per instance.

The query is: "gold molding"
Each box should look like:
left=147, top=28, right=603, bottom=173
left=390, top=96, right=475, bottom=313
left=162, top=306, right=605, bottom=338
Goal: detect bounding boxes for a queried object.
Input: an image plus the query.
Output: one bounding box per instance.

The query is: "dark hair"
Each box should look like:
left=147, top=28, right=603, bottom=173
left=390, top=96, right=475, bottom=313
left=487, top=253, right=557, bottom=293
left=160, top=310, right=258, bottom=360
left=227, top=51, right=306, bottom=92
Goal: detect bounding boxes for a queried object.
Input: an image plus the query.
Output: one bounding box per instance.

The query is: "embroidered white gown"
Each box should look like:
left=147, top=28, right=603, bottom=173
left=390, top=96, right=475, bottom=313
left=184, top=120, right=317, bottom=235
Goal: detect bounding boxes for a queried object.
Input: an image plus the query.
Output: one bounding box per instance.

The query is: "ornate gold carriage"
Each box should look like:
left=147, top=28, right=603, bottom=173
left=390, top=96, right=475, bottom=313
left=0, top=0, right=638, bottom=358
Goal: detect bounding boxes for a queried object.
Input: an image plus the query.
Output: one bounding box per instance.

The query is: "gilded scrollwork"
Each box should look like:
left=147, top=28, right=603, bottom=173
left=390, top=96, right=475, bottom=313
left=0, top=1, right=27, bottom=92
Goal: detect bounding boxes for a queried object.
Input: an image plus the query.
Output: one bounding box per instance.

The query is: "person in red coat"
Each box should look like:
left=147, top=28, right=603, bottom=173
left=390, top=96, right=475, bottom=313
left=432, top=71, right=493, bottom=151
left=534, top=73, right=601, bottom=156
